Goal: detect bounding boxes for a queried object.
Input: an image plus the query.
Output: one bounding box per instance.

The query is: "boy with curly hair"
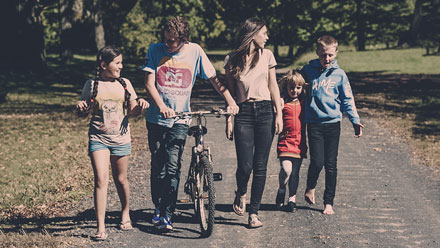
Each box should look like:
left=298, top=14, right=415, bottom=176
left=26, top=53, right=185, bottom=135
left=142, top=16, right=238, bottom=231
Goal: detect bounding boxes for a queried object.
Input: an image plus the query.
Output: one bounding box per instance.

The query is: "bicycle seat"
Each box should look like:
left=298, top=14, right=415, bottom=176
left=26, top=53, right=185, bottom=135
left=188, top=126, right=207, bottom=136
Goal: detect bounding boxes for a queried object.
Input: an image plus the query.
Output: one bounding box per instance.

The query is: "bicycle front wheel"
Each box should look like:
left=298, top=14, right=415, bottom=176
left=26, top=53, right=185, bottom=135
left=196, top=155, right=215, bottom=237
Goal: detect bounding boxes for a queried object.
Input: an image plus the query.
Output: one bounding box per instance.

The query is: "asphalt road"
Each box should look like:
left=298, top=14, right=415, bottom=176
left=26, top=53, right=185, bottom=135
left=64, top=96, right=440, bottom=247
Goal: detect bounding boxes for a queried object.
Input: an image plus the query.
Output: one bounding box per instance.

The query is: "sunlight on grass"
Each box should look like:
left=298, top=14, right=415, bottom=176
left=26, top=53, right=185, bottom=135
left=291, top=48, right=440, bottom=74
left=0, top=113, right=92, bottom=214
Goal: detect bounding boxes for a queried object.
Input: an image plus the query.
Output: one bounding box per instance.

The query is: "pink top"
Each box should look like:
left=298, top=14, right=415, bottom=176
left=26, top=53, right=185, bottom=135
left=224, top=49, right=277, bottom=104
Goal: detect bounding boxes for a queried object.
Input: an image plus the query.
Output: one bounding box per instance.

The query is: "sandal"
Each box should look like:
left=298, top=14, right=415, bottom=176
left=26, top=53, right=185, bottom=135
left=91, top=231, right=108, bottom=241
left=233, top=191, right=246, bottom=216
left=248, top=214, right=262, bottom=228
left=119, top=220, right=133, bottom=231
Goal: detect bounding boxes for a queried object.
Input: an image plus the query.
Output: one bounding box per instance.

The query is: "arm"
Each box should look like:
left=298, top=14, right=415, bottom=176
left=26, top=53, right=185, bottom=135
left=208, top=75, right=239, bottom=115
left=144, top=72, right=175, bottom=118
left=128, top=98, right=149, bottom=117
left=338, top=73, right=364, bottom=137
left=223, top=71, right=237, bottom=140
left=76, top=80, right=92, bottom=115
left=268, top=67, right=283, bottom=135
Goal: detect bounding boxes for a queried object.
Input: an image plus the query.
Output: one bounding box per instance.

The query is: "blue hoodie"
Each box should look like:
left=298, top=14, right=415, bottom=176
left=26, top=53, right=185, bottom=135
left=302, top=59, right=360, bottom=125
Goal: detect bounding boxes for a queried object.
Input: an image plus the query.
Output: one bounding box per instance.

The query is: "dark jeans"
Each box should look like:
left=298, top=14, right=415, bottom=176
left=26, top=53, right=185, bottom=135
left=234, top=100, right=274, bottom=215
left=306, top=122, right=340, bottom=206
left=147, top=122, right=189, bottom=219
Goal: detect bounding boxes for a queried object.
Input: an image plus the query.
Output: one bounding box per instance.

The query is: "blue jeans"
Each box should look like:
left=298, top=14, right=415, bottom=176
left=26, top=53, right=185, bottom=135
left=234, top=100, right=274, bottom=215
left=147, top=122, right=189, bottom=219
left=306, top=122, right=341, bottom=206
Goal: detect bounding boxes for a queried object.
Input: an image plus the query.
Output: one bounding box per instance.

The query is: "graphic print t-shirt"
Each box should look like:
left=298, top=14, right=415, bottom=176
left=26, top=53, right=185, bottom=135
left=142, top=42, right=216, bottom=127
left=80, top=79, right=137, bottom=146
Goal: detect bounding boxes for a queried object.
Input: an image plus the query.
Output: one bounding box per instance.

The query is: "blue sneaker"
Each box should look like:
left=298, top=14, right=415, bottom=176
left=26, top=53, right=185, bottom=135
left=158, top=216, right=173, bottom=232
left=152, top=209, right=160, bottom=225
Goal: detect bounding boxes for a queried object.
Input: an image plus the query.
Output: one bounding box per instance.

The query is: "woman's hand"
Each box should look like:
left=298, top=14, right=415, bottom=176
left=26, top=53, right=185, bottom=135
left=225, top=116, right=234, bottom=141
left=226, top=104, right=239, bottom=115
left=275, top=114, right=283, bottom=135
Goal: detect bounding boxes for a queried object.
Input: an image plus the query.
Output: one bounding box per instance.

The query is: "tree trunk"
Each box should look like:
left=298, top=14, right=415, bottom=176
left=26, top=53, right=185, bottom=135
left=288, top=44, right=294, bottom=58
left=58, top=0, right=84, bottom=61
left=1, top=0, right=47, bottom=71
left=408, top=0, right=423, bottom=46
left=355, top=0, right=366, bottom=51
left=93, top=0, right=105, bottom=51
left=274, top=44, right=279, bottom=58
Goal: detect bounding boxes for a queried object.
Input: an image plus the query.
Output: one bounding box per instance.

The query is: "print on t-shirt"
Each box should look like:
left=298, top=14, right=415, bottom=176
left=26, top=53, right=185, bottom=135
left=101, top=99, right=123, bottom=135
left=156, top=56, right=192, bottom=99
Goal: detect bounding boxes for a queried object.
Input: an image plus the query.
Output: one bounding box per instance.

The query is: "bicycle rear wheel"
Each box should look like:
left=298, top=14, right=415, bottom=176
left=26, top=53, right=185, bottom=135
left=195, top=155, right=215, bottom=237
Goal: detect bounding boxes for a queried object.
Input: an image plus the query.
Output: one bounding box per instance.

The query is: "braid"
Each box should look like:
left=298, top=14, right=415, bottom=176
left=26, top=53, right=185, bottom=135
left=88, top=65, right=100, bottom=113
left=116, top=77, right=131, bottom=114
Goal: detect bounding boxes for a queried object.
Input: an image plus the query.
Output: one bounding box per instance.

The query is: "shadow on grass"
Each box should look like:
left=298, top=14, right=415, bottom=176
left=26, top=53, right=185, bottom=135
left=349, top=72, right=440, bottom=137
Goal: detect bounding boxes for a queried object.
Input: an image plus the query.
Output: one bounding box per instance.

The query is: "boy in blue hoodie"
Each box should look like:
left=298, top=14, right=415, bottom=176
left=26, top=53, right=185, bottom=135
left=302, top=35, right=364, bottom=215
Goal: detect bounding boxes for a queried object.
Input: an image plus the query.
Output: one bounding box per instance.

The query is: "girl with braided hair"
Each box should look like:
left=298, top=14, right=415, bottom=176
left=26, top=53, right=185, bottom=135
left=77, top=45, right=149, bottom=240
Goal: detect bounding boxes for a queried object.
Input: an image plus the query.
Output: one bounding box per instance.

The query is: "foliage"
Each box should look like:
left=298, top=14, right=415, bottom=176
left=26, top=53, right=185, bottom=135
left=119, top=1, right=158, bottom=56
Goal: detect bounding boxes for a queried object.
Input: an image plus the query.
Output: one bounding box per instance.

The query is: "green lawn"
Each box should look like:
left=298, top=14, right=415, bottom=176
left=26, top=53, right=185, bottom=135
left=208, top=46, right=440, bottom=75
left=289, top=47, right=440, bottom=74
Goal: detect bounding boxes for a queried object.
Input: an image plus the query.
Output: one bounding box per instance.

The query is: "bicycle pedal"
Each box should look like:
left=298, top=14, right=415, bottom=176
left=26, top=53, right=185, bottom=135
left=213, top=173, right=223, bottom=181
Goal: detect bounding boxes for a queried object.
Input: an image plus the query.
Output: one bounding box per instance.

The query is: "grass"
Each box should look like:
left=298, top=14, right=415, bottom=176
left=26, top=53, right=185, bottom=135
left=289, top=47, right=440, bottom=74
left=0, top=46, right=439, bottom=246
left=208, top=46, right=440, bottom=74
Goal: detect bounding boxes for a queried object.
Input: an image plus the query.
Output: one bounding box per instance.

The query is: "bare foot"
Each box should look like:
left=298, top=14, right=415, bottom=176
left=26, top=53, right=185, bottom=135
left=304, top=188, right=315, bottom=204
left=323, top=204, right=335, bottom=215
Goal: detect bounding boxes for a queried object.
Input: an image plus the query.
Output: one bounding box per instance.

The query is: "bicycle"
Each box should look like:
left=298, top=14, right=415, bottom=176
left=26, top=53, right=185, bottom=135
left=174, top=108, right=230, bottom=237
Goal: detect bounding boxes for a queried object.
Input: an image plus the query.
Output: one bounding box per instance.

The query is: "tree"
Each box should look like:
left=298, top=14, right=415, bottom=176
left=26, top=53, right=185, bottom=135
left=1, top=0, right=54, bottom=71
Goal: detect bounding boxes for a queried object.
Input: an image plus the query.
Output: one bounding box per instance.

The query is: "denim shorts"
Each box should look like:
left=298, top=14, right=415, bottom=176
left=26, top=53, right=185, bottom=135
left=88, top=140, right=131, bottom=156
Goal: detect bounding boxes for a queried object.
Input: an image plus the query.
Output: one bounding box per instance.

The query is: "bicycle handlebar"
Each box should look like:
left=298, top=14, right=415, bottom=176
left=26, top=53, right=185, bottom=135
left=173, top=108, right=233, bottom=118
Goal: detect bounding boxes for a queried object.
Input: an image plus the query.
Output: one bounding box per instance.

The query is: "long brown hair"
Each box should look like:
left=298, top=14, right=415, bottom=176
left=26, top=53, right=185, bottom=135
left=224, top=18, right=266, bottom=79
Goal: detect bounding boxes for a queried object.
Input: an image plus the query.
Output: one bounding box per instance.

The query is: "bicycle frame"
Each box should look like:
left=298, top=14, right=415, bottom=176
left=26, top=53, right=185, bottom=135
left=175, top=109, right=230, bottom=237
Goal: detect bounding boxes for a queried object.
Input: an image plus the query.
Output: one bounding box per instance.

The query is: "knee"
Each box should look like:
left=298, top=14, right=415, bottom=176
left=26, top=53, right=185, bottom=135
left=325, top=166, right=337, bottom=175
left=115, top=174, right=128, bottom=186
left=95, top=174, right=109, bottom=189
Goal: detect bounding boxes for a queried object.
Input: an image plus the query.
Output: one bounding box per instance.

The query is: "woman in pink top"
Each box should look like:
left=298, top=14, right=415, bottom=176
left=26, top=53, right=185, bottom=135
left=224, top=18, right=283, bottom=228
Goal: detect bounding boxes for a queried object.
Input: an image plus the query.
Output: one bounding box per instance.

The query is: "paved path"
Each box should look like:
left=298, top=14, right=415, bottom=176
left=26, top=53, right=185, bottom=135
left=62, top=109, right=440, bottom=247
left=65, top=91, right=440, bottom=247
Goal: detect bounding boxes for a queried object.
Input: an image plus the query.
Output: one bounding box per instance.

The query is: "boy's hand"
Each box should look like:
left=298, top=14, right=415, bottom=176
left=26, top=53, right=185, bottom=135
left=160, top=106, right=175, bottom=119
left=354, top=123, right=364, bottom=138
left=137, top=98, right=150, bottom=109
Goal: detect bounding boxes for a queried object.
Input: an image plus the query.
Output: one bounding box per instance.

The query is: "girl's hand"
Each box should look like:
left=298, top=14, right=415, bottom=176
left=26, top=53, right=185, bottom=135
left=76, top=100, right=88, bottom=112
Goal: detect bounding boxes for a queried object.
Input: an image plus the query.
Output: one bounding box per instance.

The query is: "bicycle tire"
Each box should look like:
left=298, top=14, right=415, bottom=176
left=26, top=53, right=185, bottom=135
left=196, top=155, right=215, bottom=237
